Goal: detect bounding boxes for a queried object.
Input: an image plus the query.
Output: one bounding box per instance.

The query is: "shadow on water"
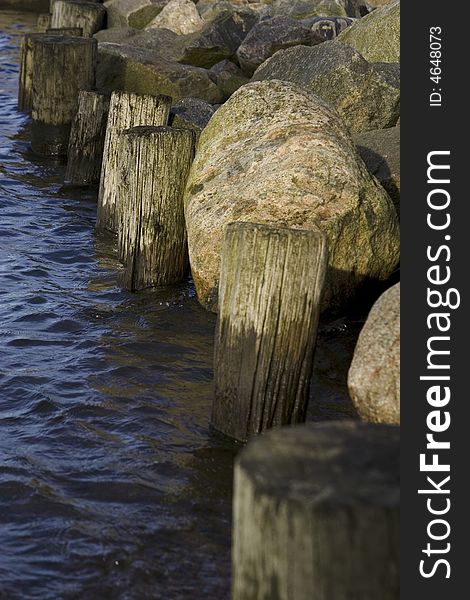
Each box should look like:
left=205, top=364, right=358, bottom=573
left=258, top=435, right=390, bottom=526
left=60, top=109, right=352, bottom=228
left=1, top=8, right=362, bottom=600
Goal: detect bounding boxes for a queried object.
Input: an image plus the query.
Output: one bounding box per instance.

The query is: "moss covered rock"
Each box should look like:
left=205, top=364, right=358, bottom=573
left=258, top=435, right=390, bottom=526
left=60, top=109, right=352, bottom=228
left=337, top=0, right=400, bottom=62
left=184, top=80, right=400, bottom=312
left=96, top=43, right=224, bottom=103
left=104, top=0, right=168, bottom=29
left=145, top=0, right=204, bottom=35
left=253, top=42, right=400, bottom=133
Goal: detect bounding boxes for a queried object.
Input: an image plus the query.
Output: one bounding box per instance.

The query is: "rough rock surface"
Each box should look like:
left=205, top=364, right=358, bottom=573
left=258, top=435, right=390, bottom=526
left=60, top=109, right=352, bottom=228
left=253, top=42, right=400, bottom=133
left=94, top=26, right=141, bottom=43
left=210, top=59, right=249, bottom=99
left=271, top=0, right=369, bottom=19
left=236, top=16, right=323, bottom=75
left=184, top=80, right=400, bottom=312
left=96, top=42, right=224, bottom=103
left=169, top=97, right=216, bottom=138
left=337, top=0, right=400, bottom=62
left=354, top=126, right=400, bottom=216
left=197, top=0, right=270, bottom=20
left=178, top=10, right=259, bottom=68
left=104, top=0, right=168, bottom=29
left=348, top=283, right=400, bottom=424
left=145, top=0, right=204, bottom=35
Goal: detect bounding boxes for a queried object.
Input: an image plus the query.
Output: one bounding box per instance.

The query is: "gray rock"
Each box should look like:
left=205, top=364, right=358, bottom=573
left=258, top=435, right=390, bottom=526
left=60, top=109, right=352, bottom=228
left=94, top=26, right=140, bottom=43
left=253, top=42, right=400, bottom=133
left=303, top=16, right=355, bottom=40
left=271, top=0, right=369, bottom=19
left=210, top=59, right=250, bottom=99
left=116, top=27, right=188, bottom=61
left=179, top=10, right=259, bottom=68
left=104, top=0, right=168, bottom=29
left=337, top=0, right=400, bottom=62
left=145, top=0, right=204, bottom=35
left=197, top=1, right=271, bottom=21
left=184, top=80, right=399, bottom=312
left=348, top=283, right=400, bottom=424
left=236, top=16, right=323, bottom=76
left=96, top=43, right=224, bottom=103
left=170, top=97, right=216, bottom=139
left=355, top=126, right=400, bottom=216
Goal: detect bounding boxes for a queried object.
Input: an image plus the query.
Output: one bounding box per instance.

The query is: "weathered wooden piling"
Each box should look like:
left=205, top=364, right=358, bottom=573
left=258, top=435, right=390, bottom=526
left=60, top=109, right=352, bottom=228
left=212, top=223, right=328, bottom=442
left=30, top=36, right=97, bottom=156
left=37, top=13, right=52, bottom=33
left=18, top=33, right=43, bottom=112
left=50, top=0, right=101, bottom=9
left=46, top=27, right=83, bottom=36
left=65, top=91, right=110, bottom=186
left=233, top=421, right=400, bottom=600
left=96, top=92, right=172, bottom=233
left=51, top=0, right=106, bottom=37
left=117, top=126, right=196, bottom=291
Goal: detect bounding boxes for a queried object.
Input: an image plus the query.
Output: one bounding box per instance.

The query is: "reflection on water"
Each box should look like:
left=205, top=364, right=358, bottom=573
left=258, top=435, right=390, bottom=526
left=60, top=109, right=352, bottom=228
left=0, top=9, right=358, bottom=599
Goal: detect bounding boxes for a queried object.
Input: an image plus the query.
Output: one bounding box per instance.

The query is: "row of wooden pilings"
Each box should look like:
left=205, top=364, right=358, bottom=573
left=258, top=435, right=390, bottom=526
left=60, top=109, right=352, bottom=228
left=18, top=9, right=399, bottom=598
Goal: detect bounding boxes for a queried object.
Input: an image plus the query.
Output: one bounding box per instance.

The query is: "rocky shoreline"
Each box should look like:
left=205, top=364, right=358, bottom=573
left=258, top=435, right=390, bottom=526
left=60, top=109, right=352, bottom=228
left=9, top=0, right=401, bottom=439
left=4, top=1, right=401, bottom=596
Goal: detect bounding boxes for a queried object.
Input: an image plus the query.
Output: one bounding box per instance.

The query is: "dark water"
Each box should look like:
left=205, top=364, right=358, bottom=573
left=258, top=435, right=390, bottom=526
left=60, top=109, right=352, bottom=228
left=0, top=11, right=358, bottom=599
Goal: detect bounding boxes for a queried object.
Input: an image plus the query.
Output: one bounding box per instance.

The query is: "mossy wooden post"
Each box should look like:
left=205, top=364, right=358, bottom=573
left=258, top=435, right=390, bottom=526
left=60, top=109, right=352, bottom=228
left=117, top=126, right=196, bottom=291
left=18, top=33, right=43, bottom=112
left=31, top=36, right=97, bottom=156
left=96, top=92, right=172, bottom=233
left=51, top=0, right=106, bottom=37
left=212, top=223, right=328, bottom=442
left=65, top=91, right=110, bottom=185
left=46, top=27, right=83, bottom=36
left=37, top=14, right=52, bottom=33
left=233, top=422, right=400, bottom=600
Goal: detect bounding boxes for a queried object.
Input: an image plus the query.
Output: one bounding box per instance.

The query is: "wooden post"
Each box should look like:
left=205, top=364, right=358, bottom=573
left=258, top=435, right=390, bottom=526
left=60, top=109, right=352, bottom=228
left=46, top=27, right=83, bottom=36
left=96, top=91, right=172, bottom=233
left=117, top=126, right=196, bottom=291
left=18, top=29, right=85, bottom=113
left=212, top=222, right=328, bottom=442
left=50, top=0, right=101, bottom=9
left=37, top=14, right=52, bottom=33
left=18, top=33, right=43, bottom=112
left=31, top=36, right=97, bottom=156
left=51, top=0, right=106, bottom=37
left=233, top=421, right=400, bottom=600
left=65, top=91, right=110, bottom=185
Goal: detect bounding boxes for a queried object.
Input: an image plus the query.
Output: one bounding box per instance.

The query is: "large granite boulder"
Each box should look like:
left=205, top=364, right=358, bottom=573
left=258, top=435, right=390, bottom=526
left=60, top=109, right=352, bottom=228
left=354, top=126, right=400, bottom=216
left=236, top=16, right=323, bottom=75
left=253, top=42, right=400, bottom=133
left=145, top=0, right=204, bottom=35
left=184, top=80, right=400, bottom=312
left=337, top=0, right=400, bottom=62
left=104, top=0, right=168, bottom=29
left=348, top=283, right=400, bottom=424
left=178, top=10, right=259, bottom=68
left=96, top=43, right=224, bottom=103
